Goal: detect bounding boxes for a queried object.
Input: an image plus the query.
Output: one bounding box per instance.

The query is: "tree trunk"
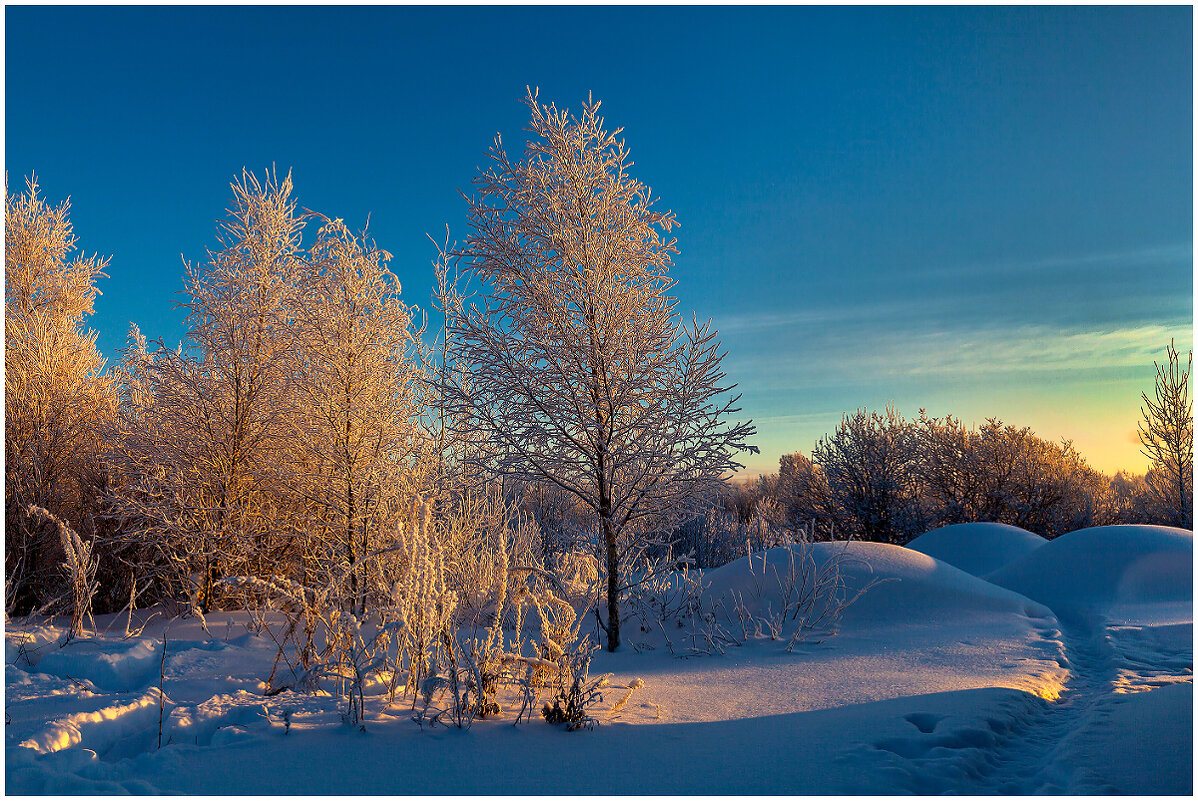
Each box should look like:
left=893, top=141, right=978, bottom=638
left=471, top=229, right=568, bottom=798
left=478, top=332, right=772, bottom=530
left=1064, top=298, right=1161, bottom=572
left=201, top=558, right=216, bottom=614
left=602, top=514, right=620, bottom=652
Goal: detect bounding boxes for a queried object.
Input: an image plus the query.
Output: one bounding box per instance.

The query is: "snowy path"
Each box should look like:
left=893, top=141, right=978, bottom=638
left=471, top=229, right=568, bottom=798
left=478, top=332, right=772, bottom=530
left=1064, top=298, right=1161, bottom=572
left=957, top=613, right=1118, bottom=794
left=870, top=609, right=1192, bottom=794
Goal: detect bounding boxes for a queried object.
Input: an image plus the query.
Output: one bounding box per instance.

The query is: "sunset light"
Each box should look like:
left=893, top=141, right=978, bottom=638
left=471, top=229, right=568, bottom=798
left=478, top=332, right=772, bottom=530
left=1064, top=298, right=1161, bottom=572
left=5, top=6, right=1192, bottom=796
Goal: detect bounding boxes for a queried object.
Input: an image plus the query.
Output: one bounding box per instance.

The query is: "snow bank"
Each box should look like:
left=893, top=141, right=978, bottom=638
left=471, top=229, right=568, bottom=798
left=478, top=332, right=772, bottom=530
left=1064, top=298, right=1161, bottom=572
left=5, top=625, right=64, bottom=667
left=611, top=542, right=1069, bottom=723
left=17, top=689, right=166, bottom=755
left=34, top=638, right=162, bottom=693
left=701, top=541, right=1054, bottom=631
left=986, top=525, right=1193, bottom=613
left=906, top=522, right=1047, bottom=577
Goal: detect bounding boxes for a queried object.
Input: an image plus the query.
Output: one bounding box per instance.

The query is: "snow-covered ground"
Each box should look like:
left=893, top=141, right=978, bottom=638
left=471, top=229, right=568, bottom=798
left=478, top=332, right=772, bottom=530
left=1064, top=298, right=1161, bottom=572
left=5, top=525, right=1191, bottom=794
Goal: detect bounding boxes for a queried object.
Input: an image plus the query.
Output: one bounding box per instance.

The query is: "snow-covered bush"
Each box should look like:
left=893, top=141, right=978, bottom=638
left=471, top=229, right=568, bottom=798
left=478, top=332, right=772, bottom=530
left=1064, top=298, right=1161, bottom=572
left=915, top=412, right=1111, bottom=538
left=539, top=641, right=609, bottom=731
left=24, top=504, right=98, bottom=639
left=394, top=498, right=459, bottom=705
left=813, top=406, right=925, bottom=544
left=672, top=497, right=805, bottom=569
left=625, top=550, right=705, bottom=637
left=670, top=542, right=888, bottom=657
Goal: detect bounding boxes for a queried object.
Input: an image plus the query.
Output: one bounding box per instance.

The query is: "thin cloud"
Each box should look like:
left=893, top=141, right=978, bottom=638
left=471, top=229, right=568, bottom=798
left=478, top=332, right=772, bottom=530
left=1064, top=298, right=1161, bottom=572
left=914, top=242, right=1193, bottom=282
left=727, top=322, right=1194, bottom=389
left=711, top=242, right=1192, bottom=337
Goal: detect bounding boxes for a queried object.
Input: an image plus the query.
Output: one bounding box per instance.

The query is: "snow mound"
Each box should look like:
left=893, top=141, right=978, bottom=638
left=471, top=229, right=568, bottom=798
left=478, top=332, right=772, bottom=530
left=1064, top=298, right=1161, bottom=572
left=986, top=525, right=1193, bottom=613
left=34, top=638, right=162, bottom=693
left=906, top=523, right=1047, bottom=577
left=702, top=542, right=1054, bottom=632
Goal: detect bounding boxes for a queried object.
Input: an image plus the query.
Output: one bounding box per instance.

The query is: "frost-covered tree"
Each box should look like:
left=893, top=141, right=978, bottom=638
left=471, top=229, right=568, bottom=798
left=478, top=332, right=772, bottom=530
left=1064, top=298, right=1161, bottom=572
left=1139, top=340, right=1193, bottom=529
left=915, top=412, right=1104, bottom=537
left=288, top=215, right=427, bottom=613
left=447, top=90, right=756, bottom=650
left=109, top=169, right=304, bottom=610
left=775, top=451, right=834, bottom=536
left=812, top=406, right=923, bottom=543
left=5, top=175, right=116, bottom=612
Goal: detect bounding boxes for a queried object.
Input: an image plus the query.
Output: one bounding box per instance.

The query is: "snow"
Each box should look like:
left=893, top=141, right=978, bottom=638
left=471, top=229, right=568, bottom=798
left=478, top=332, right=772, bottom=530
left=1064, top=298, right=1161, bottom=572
left=986, top=524, right=1193, bottom=612
left=906, top=522, right=1047, bottom=576
left=5, top=529, right=1191, bottom=794
left=1066, top=680, right=1192, bottom=795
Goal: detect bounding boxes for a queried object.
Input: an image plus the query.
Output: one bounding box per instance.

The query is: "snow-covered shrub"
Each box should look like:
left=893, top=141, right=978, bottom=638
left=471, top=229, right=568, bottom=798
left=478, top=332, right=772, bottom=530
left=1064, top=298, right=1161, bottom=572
left=915, top=412, right=1111, bottom=538
left=679, top=542, right=889, bottom=656
left=672, top=498, right=806, bottom=569
left=325, top=610, right=403, bottom=727
left=625, top=550, right=705, bottom=638
left=394, top=498, right=459, bottom=704
left=813, top=406, right=925, bottom=544
left=517, top=480, right=595, bottom=561
left=412, top=523, right=612, bottom=730
left=214, top=567, right=403, bottom=728
left=539, top=639, right=609, bottom=731
left=24, top=504, right=98, bottom=639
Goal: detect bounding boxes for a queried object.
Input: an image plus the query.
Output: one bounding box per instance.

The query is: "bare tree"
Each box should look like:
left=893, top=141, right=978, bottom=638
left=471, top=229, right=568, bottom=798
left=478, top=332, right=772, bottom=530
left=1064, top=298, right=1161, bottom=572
left=5, top=174, right=116, bottom=613
left=447, top=90, right=756, bottom=651
left=1139, top=339, right=1193, bottom=529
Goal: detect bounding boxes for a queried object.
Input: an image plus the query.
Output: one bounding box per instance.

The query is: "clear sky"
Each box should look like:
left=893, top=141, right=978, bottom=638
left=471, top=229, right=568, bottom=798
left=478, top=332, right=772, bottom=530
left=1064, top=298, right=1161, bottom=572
left=6, top=6, right=1192, bottom=477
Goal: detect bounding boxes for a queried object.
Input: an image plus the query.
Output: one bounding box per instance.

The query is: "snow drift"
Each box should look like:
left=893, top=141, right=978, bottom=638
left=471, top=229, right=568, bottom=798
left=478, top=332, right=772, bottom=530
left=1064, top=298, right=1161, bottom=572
left=906, top=522, right=1047, bottom=577
left=701, top=541, right=1055, bottom=632
left=986, top=525, right=1193, bottom=613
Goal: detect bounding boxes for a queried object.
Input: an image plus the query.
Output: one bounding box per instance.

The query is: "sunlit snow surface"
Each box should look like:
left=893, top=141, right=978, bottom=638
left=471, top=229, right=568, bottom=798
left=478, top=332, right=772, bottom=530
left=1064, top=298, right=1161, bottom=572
left=5, top=526, right=1191, bottom=794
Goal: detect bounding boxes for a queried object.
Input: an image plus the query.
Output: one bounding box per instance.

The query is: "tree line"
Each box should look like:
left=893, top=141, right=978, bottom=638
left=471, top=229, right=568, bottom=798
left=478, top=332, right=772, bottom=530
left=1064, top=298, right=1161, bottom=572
left=690, top=392, right=1192, bottom=561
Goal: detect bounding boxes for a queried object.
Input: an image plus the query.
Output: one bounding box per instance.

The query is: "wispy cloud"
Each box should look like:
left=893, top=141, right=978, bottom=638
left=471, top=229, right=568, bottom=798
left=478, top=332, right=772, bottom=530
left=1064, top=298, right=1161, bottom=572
left=711, top=242, right=1193, bottom=337
left=913, top=242, right=1193, bottom=282
left=727, top=322, right=1194, bottom=390
left=888, top=323, right=1193, bottom=377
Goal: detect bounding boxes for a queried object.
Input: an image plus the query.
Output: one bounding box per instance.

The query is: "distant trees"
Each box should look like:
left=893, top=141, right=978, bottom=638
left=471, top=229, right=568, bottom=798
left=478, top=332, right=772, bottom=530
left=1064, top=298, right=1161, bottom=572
left=446, top=91, right=755, bottom=650
left=767, top=407, right=1130, bottom=543
left=1139, top=340, right=1193, bottom=529
left=811, top=407, right=923, bottom=543
left=5, top=175, right=116, bottom=613
left=914, top=413, right=1105, bottom=537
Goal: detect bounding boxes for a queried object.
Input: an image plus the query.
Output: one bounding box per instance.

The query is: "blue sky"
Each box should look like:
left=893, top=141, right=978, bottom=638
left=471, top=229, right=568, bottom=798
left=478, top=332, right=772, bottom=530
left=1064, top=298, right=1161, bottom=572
left=6, top=6, right=1192, bottom=476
